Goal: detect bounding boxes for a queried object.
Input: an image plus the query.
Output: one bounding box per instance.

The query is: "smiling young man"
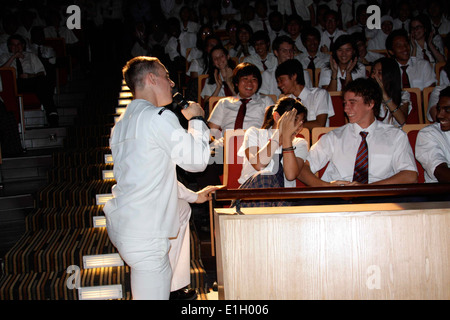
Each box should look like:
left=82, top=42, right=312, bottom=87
left=208, top=62, right=273, bottom=132
left=298, top=78, right=418, bottom=187
left=244, top=30, right=277, bottom=72
left=416, top=86, right=450, bottom=183
left=385, top=29, right=436, bottom=90
left=275, top=59, right=334, bottom=129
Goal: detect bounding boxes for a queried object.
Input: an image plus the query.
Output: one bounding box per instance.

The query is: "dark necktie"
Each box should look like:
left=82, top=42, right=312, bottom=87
left=339, top=77, right=346, bottom=90
left=274, top=153, right=285, bottom=187
left=353, top=131, right=369, bottom=184
left=401, top=65, right=410, bottom=88
left=234, top=98, right=251, bottom=129
left=223, top=82, right=233, bottom=96
left=262, top=19, right=268, bottom=32
left=261, top=59, right=268, bottom=71
left=290, top=0, right=298, bottom=16
left=307, top=56, right=316, bottom=83
left=16, top=58, right=23, bottom=76
left=176, top=38, right=181, bottom=56
left=422, top=48, right=430, bottom=62
left=329, top=36, right=334, bottom=50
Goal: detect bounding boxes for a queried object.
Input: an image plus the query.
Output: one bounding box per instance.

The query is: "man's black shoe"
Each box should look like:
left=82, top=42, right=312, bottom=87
left=169, top=288, right=197, bottom=300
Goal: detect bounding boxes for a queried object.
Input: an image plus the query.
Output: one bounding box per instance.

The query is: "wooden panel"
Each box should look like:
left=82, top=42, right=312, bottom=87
left=215, top=201, right=450, bottom=300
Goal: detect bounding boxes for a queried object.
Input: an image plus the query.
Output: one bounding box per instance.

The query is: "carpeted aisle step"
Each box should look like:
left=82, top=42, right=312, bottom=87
left=37, top=180, right=115, bottom=208
left=48, top=164, right=114, bottom=182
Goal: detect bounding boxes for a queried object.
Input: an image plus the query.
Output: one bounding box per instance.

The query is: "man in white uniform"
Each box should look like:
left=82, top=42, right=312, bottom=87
left=416, top=86, right=450, bottom=183
left=103, top=57, right=210, bottom=300
left=298, top=78, right=418, bottom=186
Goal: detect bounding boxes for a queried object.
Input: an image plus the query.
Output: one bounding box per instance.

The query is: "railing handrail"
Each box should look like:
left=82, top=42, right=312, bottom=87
left=214, top=183, right=450, bottom=201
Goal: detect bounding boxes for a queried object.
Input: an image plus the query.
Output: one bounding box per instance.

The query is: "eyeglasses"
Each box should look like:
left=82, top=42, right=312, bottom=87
left=436, top=104, right=450, bottom=113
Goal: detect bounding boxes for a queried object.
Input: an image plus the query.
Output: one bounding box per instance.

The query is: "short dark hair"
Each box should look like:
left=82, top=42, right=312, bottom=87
left=262, top=97, right=308, bottom=129
left=439, top=86, right=450, bottom=100
left=300, top=27, right=321, bottom=46
left=275, top=59, right=305, bottom=86
left=385, top=29, right=409, bottom=52
left=343, top=78, right=382, bottom=117
left=250, top=30, right=270, bottom=47
left=272, top=35, right=294, bottom=52
left=232, top=62, right=262, bottom=92
left=7, top=34, right=26, bottom=48
left=122, top=56, right=162, bottom=94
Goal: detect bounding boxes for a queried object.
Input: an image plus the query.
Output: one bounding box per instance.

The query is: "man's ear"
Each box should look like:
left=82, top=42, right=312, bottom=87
left=273, top=111, right=281, bottom=122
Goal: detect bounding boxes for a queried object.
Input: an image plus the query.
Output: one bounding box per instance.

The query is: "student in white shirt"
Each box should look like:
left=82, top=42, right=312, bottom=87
left=208, top=62, right=273, bottom=134
left=385, top=29, right=437, bottom=90
left=260, top=36, right=313, bottom=97
left=409, top=14, right=446, bottom=65
left=428, top=0, right=450, bottom=36
left=416, top=86, right=450, bottom=183
left=353, top=32, right=384, bottom=66
left=236, top=97, right=309, bottom=207
left=229, top=24, right=255, bottom=59
left=367, top=15, right=394, bottom=51
left=319, top=34, right=366, bottom=92
left=370, top=57, right=411, bottom=128
left=275, top=59, right=335, bottom=129
left=243, top=30, right=277, bottom=72
left=285, top=14, right=307, bottom=54
left=296, top=27, right=329, bottom=71
left=393, top=1, right=411, bottom=34
left=298, top=78, right=418, bottom=186
left=319, top=10, right=347, bottom=53
left=268, top=11, right=288, bottom=46
left=201, top=45, right=237, bottom=106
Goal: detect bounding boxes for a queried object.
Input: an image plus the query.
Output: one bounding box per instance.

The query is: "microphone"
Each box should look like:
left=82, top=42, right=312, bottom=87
left=173, top=92, right=189, bottom=109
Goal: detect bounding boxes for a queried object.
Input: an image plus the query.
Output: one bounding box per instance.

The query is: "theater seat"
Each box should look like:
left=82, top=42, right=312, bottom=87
left=328, top=91, right=347, bottom=127
left=402, top=124, right=428, bottom=183
left=404, top=88, right=423, bottom=124
left=311, top=127, right=338, bottom=178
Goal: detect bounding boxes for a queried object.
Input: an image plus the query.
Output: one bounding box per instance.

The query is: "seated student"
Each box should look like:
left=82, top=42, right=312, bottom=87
left=229, top=23, right=255, bottom=59
left=285, top=14, right=306, bottom=54
left=385, top=29, right=436, bottom=90
left=259, top=36, right=313, bottom=97
left=275, top=59, right=334, bottom=129
left=298, top=78, right=418, bottom=187
left=319, top=10, right=347, bottom=54
left=208, top=62, right=273, bottom=137
left=353, top=32, right=384, bottom=66
left=0, top=34, right=58, bottom=127
left=409, top=14, right=446, bottom=65
left=367, top=15, right=394, bottom=51
left=243, top=30, right=277, bottom=72
left=237, top=97, right=309, bottom=207
left=267, top=11, right=288, bottom=46
left=295, top=27, right=329, bottom=72
left=416, top=86, right=450, bottom=183
left=319, top=34, right=366, bottom=92
left=201, top=45, right=237, bottom=107
left=370, top=57, right=412, bottom=128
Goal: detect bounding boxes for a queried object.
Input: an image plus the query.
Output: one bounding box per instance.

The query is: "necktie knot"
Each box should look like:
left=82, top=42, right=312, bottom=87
left=360, top=131, right=368, bottom=140
left=240, top=98, right=251, bottom=104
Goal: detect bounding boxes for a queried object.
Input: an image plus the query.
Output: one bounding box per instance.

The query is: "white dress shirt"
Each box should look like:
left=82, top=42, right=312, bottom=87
left=208, top=93, right=273, bottom=132
left=306, top=120, right=417, bottom=183
left=243, top=52, right=278, bottom=72
left=415, top=123, right=450, bottom=183
left=397, top=57, right=436, bottom=90
left=296, top=51, right=329, bottom=70
left=0, top=51, right=46, bottom=76
left=165, top=33, right=197, bottom=61
left=277, top=0, right=314, bottom=22
left=286, top=86, right=335, bottom=126
left=237, top=127, right=309, bottom=186
left=319, top=29, right=347, bottom=51
left=104, top=99, right=210, bottom=238
left=318, top=62, right=367, bottom=90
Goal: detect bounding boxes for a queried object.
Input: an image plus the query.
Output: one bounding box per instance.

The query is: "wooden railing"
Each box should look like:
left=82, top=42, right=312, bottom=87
left=215, top=183, right=450, bottom=201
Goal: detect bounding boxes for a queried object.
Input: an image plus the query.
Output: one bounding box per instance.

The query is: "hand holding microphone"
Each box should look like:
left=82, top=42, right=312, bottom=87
left=173, top=92, right=205, bottom=120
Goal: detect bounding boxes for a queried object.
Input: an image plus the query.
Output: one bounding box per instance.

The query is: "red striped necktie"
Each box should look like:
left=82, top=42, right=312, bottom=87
left=401, top=65, right=410, bottom=88
left=353, top=131, right=369, bottom=184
